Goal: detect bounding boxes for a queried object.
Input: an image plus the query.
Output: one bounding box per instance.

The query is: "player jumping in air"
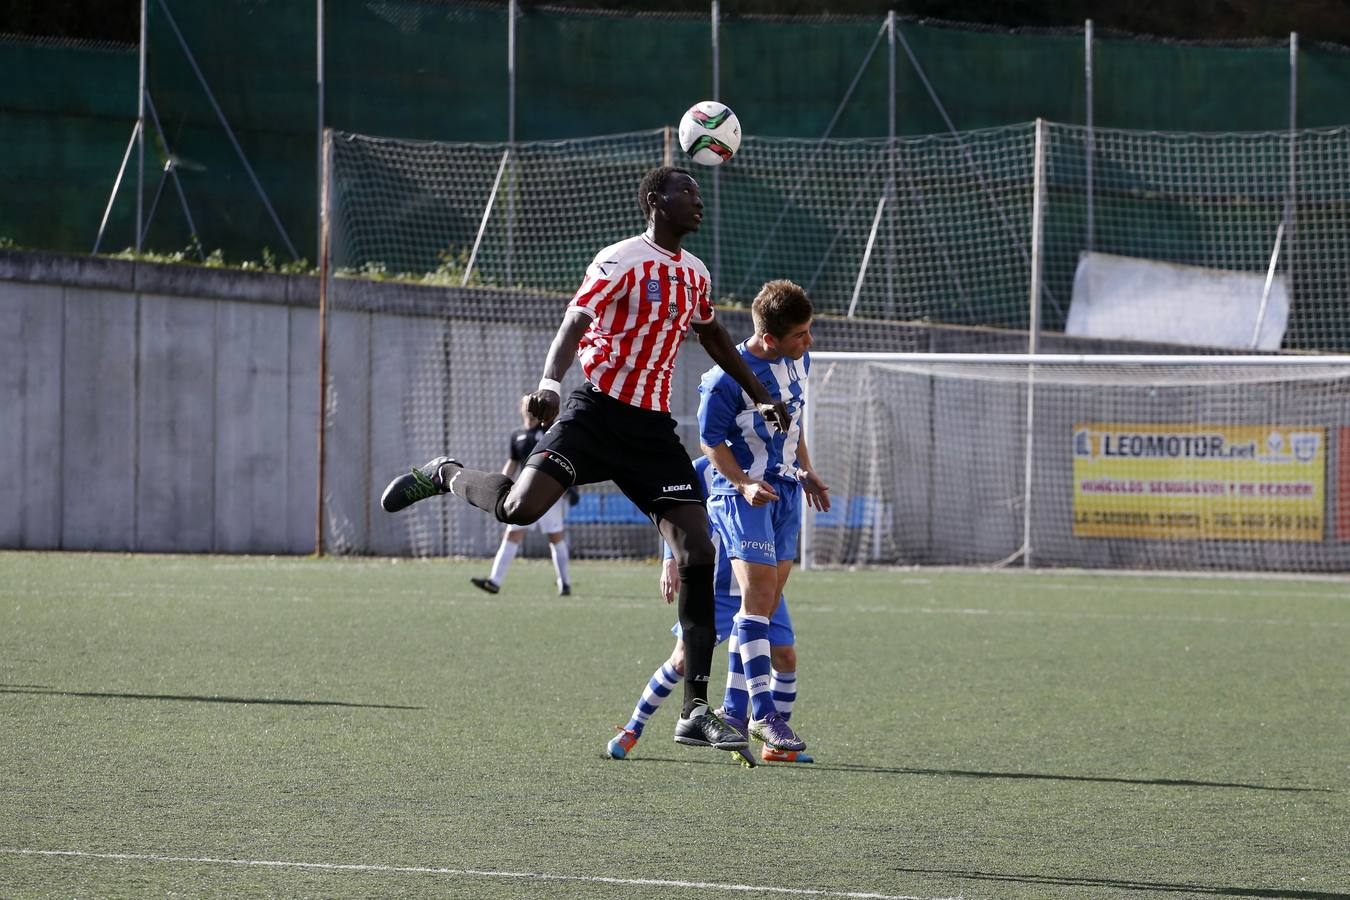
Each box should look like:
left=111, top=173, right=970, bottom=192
left=470, top=394, right=574, bottom=597
left=697, top=279, right=828, bottom=754
left=380, top=166, right=791, bottom=753
left=605, top=454, right=814, bottom=765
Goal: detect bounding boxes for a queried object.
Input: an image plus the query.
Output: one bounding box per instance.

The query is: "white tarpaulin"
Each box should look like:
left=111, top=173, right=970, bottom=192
left=1066, top=251, right=1289, bottom=350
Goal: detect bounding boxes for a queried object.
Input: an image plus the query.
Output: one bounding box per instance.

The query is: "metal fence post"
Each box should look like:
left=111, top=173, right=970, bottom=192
left=886, top=11, right=896, bottom=319
left=1085, top=19, right=1094, bottom=256
left=506, top=0, right=517, bottom=287
left=1021, top=117, right=1047, bottom=569
left=1288, top=31, right=1298, bottom=303
left=137, top=0, right=147, bottom=253
left=316, top=0, right=325, bottom=264
left=711, top=0, right=721, bottom=294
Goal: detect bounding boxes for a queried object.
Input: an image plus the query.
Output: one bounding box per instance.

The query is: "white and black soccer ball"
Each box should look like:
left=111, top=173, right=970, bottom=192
left=678, top=100, right=741, bottom=166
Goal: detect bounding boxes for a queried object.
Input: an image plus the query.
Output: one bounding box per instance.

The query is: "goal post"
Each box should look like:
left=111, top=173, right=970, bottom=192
left=802, top=352, right=1350, bottom=573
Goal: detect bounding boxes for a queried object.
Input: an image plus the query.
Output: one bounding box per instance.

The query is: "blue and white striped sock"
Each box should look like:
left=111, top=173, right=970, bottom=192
left=623, top=662, right=681, bottom=736
left=735, top=614, right=776, bottom=721
left=770, top=669, right=797, bottom=721
left=721, top=630, right=749, bottom=722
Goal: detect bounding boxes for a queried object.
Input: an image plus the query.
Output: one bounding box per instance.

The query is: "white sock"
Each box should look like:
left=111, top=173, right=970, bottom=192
left=488, top=538, right=519, bottom=585
left=550, top=538, right=571, bottom=587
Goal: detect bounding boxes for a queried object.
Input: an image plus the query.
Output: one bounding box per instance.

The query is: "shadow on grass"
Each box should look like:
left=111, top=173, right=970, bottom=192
left=0, top=686, right=423, bottom=710
left=893, top=866, right=1350, bottom=899
left=816, top=762, right=1332, bottom=793
left=625, top=755, right=1329, bottom=792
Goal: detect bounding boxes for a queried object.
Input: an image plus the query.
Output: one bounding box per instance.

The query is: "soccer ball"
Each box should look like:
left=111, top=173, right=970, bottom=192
left=678, top=101, right=741, bottom=166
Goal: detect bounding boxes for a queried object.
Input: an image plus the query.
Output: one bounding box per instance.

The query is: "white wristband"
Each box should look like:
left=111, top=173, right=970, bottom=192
left=538, top=377, right=562, bottom=395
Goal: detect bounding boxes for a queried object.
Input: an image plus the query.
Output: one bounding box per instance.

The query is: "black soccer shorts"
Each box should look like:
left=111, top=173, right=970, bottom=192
left=525, top=383, right=704, bottom=517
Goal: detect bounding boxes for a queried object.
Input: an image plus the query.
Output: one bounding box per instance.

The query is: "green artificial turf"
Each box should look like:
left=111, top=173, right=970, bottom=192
left=1, top=553, right=1346, bottom=899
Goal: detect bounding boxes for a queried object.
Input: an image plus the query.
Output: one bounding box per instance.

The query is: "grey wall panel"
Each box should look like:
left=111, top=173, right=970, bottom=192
left=366, top=312, right=450, bottom=557
left=0, top=283, right=63, bottom=548
left=214, top=302, right=292, bottom=553
left=287, top=307, right=319, bottom=554
left=61, top=288, right=136, bottom=550
left=322, top=309, right=372, bottom=555
left=136, top=294, right=217, bottom=552
left=442, top=320, right=547, bottom=558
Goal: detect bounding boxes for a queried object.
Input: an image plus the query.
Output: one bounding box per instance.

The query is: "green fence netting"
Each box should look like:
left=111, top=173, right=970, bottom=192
left=5, top=3, right=1349, bottom=330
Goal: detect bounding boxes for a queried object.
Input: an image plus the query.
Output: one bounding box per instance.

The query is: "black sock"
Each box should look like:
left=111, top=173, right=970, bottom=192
left=676, top=563, right=716, bottom=716
left=445, top=466, right=513, bottom=521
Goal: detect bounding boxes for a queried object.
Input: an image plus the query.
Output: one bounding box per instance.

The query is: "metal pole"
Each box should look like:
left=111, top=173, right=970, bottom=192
left=317, top=0, right=325, bottom=264
left=886, top=11, right=896, bottom=319
left=137, top=0, right=147, bottom=253
left=463, top=149, right=510, bottom=285
left=1251, top=220, right=1285, bottom=349
left=711, top=0, right=721, bottom=294
left=506, top=0, right=517, bottom=287
left=1029, top=119, right=1046, bottom=351
left=848, top=193, right=887, bottom=318
left=1022, top=118, right=1047, bottom=569
left=94, top=121, right=142, bottom=254
left=800, top=374, right=815, bottom=570
left=316, top=128, right=332, bottom=556
left=1085, top=19, right=1094, bottom=255
left=1288, top=32, right=1298, bottom=307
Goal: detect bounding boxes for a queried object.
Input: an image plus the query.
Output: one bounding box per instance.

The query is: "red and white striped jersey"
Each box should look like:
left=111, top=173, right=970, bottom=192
left=568, top=234, right=714, bottom=412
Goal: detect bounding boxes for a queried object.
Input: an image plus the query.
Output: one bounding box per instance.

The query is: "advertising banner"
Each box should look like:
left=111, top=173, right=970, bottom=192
left=1339, top=427, right=1350, bottom=542
left=1073, top=424, right=1325, bottom=541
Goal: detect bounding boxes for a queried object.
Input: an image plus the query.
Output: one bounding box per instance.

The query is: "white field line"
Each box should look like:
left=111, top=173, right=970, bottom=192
left=605, top=598, right=1349, bottom=628
left=0, top=848, right=963, bottom=900
left=798, top=604, right=1350, bottom=628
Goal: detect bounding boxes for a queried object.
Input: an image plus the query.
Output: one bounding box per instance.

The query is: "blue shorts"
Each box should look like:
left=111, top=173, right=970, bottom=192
left=706, top=485, right=801, bottom=567
left=673, top=592, right=795, bottom=646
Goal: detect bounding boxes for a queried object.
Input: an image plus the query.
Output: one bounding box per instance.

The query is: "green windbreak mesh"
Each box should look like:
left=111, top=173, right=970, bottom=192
left=1298, top=45, right=1350, bottom=128
left=718, top=17, right=886, bottom=139
left=1094, top=39, right=1290, bottom=131
left=325, top=2, right=509, bottom=140
left=892, top=22, right=1086, bottom=134
left=7, top=3, right=1350, bottom=303
left=142, top=0, right=317, bottom=260
left=0, top=38, right=136, bottom=252
left=515, top=9, right=709, bottom=140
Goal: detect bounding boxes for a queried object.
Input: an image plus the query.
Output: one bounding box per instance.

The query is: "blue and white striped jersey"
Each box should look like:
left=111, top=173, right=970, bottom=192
left=697, top=341, right=809, bottom=496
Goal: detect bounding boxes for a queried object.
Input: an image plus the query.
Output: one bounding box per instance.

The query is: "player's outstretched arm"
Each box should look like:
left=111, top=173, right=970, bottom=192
left=794, top=436, right=831, bottom=512
left=693, top=319, right=789, bottom=432
left=529, top=310, right=591, bottom=425
left=702, top=441, right=779, bottom=508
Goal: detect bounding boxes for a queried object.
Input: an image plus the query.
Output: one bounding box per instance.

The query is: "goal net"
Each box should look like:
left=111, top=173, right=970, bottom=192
left=803, top=352, right=1350, bottom=573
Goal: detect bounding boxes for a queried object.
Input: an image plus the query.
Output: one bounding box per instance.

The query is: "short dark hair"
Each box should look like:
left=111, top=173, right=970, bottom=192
left=638, top=166, right=692, bottom=220
left=751, top=280, right=813, bottom=338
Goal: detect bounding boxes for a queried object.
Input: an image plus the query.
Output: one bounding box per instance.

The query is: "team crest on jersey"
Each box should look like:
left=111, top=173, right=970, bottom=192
left=644, top=279, right=661, bottom=302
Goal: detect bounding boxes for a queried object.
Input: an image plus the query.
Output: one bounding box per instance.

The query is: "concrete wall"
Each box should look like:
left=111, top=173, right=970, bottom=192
left=0, top=251, right=317, bottom=553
